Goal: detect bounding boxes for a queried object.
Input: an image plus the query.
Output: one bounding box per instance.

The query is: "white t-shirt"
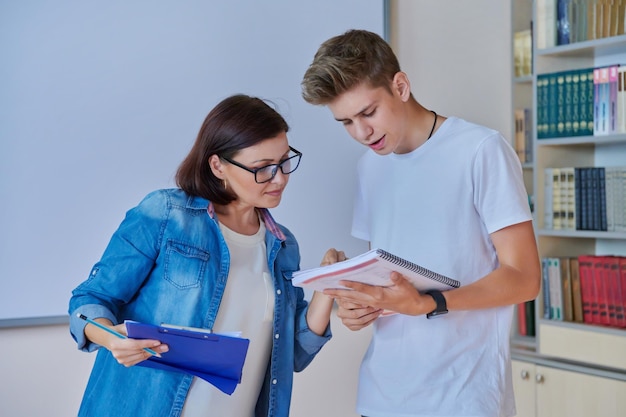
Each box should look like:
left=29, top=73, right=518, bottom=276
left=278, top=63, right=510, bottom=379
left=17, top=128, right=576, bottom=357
left=182, top=219, right=274, bottom=417
left=352, top=117, right=532, bottom=417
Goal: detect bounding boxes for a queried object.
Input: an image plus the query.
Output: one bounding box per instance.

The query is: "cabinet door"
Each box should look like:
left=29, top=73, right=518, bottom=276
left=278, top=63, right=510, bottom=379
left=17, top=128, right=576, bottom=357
left=535, top=366, right=626, bottom=417
left=511, top=360, right=536, bottom=417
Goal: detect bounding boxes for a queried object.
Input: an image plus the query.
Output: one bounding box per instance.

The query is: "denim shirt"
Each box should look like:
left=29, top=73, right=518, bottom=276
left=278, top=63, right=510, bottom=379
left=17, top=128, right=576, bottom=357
left=69, top=189, right=331, bottom=417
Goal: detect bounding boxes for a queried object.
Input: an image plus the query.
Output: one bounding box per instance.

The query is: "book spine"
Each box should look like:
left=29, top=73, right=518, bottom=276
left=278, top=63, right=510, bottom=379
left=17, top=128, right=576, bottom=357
left=619, top=256, right=626, bottom=328
left=557, top=0, right=571, bottom=45
left=542, top=257, right=552, bottom=319
left=564, top=70, right=574, bottom=137
left=525, top=300, right=536, bottom=337
left=578, top=255, right=594, bottom=323
left=582, top=67, right=595, bottom=136
left=560, top=256, right=574, bottom=321
left=549, top=257, right=563, bottom=320
left=557, top=71, right=566, bottom=137
left=618, top=66, right=626, bottom=134
left=517, top=303, right=528, bottom=336
left=598, top=166, right=607, bottom=231
left=565, top=167, right=576, bottom=230
left=608, top=257, right=622, bottom=328
left=524, top=108, right=533, bottom=162
left=606, top=166, right=615, bottom=232
left=572, top=69, right=581, bottom=136
left=617, top=168, right=626, bottom=232
left=609, top=65, right=619, bottom=134
left=548, top=72, right=559, bottom=138
left=590, top=167, right=599, bottom=230
left=574, top=167, right=582, bottom=230
left=544, top=168, right=554, bottom=229
left=570, top=257, right=584, bottom=322
left=593, top=256, right=610, bottom=325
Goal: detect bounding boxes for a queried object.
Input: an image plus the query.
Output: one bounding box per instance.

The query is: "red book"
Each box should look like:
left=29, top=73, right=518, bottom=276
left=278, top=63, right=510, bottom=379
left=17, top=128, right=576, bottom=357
left=604, top=256, right=624, bottom=327
left=578, top=255, right=596, bottom=324
left=517, top=303, right=527, bottom=336
left=593, top=256, right=611, bottom=325
left=619, top=256, right=626, bottom=328
left=603, top=256, right=621, bottom=328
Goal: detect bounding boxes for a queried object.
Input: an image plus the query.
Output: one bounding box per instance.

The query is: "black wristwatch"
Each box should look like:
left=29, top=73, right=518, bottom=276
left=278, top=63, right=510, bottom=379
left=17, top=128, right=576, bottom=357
left=425, top=290, right=448, bottom=319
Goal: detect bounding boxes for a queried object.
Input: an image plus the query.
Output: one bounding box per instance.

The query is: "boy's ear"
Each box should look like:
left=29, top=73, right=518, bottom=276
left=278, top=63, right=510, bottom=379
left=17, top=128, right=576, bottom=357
left=208, top=154, right=225, bottom=179
left=392, top=71, right=412, bottom=101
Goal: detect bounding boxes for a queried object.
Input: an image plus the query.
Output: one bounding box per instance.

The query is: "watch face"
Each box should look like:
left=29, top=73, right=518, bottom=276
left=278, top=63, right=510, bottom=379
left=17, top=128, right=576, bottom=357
left=426, top=309, right=448, bottom=319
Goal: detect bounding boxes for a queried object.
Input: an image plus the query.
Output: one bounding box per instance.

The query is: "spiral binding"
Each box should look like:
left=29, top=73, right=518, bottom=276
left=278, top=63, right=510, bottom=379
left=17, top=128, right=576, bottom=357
left=376, top=249, right=460, bottom=288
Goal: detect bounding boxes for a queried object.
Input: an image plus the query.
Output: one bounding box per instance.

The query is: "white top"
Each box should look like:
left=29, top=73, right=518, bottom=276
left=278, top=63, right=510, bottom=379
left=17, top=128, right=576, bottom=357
left=352, top=117, right=532, bottom=417
left=181, top=219, right=274, bottom=417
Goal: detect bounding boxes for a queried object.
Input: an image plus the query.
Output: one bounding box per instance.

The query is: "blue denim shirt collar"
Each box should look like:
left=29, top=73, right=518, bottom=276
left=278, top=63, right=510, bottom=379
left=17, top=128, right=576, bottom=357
left=206, top=201, right=286, bottom=241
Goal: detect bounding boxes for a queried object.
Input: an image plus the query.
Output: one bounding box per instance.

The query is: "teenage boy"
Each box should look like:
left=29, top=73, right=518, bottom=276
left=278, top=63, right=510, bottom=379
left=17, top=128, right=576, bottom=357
left=301, top=29, right=540, bottom=417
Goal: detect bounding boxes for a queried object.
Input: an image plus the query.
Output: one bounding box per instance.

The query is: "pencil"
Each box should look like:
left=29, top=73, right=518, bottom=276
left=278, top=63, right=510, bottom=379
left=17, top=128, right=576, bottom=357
left=77, top=313, right=161, bottom=357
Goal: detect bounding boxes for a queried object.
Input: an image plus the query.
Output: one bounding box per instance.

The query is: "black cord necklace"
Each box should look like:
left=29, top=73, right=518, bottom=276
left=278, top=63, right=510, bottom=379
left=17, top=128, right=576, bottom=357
left=427, top=110, right=438, bottom=140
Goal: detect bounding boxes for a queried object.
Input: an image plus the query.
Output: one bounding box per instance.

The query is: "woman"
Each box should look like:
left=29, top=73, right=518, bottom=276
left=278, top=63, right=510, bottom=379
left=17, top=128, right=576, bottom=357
left=69, top=94, right=337, bottom=417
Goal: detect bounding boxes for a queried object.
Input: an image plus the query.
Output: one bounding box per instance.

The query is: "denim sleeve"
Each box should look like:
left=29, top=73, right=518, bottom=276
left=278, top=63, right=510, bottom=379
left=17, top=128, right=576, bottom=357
left=68, top=190, right=169, bottom=351
left=292, top=290, right=332, bottom=372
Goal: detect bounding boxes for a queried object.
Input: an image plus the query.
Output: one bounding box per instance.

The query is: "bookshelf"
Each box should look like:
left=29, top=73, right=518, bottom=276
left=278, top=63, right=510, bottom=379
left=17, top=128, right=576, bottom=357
left=511, top=2, right=626, bottom=416
left=511, top=0, right=536, bottom=348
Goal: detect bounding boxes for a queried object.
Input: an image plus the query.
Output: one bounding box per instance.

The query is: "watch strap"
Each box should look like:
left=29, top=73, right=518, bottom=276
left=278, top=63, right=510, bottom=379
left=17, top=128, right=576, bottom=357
left=425, top=289, right=448, bottom=319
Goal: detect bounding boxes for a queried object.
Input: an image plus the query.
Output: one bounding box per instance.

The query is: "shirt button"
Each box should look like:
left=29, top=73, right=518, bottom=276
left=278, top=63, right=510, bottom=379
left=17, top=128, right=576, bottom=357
left=275, top=333, right=279, bottom=339
left=272, top=379, right=277, bottom=385
left=276, top=289, right=281, bottom=295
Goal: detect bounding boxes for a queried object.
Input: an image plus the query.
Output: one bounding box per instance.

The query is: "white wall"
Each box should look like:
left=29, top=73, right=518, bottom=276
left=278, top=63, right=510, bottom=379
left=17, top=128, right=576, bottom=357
left=390, top=0, right=513, bottom=142
left=0, top=1, right=514, bottom=416
left=0, top=0, right=377, bottom=322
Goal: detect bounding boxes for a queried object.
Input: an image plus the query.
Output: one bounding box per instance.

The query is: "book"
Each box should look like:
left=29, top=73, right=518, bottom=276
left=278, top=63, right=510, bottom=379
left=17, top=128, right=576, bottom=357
left=592, top=256, right=610, bottom=325
left=125, top=320, right=250, bottom=395
left=536, top=0, right=557, bottom=49
left=516, top=302, right=527, bottom=336
left=541, top=257, right=552, bottom=319
left=560, top=256, right=574, bottom=322
left=548, top=257, right=563, bottom=320
left=292, top=248, right=460, bottom=294
left=544, top=168, right=554, bottom=229
left=513, top=30, right=532, bottom=78
left=557, top=0, right=571, bottom=45
left=619, top=256, right=626, bottom=328
left=609, top=65, right=619, bottom=134
left=578, top=254, right=595, bottom=323
left=594, top=66, right=610, bottom=136
left=551, top=168, right=562, bottom=229
left=525, top=299, right=536, bottom=336
left=569, top=256, right=584, bottom=322
left=579, top=67, right=595, bottom=136
left=619, top=66, right=626, bottom=134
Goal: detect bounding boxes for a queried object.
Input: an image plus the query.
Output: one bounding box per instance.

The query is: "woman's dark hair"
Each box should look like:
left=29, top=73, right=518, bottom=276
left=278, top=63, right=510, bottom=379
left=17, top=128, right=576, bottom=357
left=176, top=94, right=289, bottom=204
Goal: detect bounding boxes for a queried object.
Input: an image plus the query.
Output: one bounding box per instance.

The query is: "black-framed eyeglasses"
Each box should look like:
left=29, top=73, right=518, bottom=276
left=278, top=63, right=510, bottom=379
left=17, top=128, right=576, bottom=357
left=220, top=146, right=302, bottom=184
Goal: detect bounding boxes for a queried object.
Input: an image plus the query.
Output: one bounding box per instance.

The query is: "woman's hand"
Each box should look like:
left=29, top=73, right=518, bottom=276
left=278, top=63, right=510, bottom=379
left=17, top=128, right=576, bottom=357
left=84, top=320, right=169, bottom=367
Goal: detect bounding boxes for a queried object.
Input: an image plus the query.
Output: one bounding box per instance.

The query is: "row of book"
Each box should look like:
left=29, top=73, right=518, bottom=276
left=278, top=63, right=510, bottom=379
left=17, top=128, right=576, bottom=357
left=544, top=166, right=626, bottom=231
left=536, top=0, right=626, bottom=49
left=537, top=65, right=626, bottom=139
left=513, top=29, right=532, bottom=78
left=541, top=255, right=626, bottom=329
left=517, top=300, right=537, bottom=337
left=514, top=108, right=533, bottom=163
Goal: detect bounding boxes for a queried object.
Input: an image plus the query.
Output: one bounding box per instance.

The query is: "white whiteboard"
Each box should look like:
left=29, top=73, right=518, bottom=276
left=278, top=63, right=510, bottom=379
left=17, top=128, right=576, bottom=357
left=0, top=0, right=383, bottom=323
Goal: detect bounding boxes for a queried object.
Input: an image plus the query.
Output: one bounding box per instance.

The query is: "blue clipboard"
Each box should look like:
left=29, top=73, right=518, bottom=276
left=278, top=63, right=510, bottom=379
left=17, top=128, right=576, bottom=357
left=125, top=320, right=250, bottom=395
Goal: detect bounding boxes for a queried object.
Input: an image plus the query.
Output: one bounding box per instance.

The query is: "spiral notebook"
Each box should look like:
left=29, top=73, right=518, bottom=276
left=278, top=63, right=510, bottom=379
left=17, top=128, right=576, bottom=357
left=292, top=248, right=460, bottom=293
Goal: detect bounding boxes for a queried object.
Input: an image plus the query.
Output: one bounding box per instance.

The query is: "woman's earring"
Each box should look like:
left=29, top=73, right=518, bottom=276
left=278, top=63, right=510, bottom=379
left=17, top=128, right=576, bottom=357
left=223, top=179, right=228, bottom=190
